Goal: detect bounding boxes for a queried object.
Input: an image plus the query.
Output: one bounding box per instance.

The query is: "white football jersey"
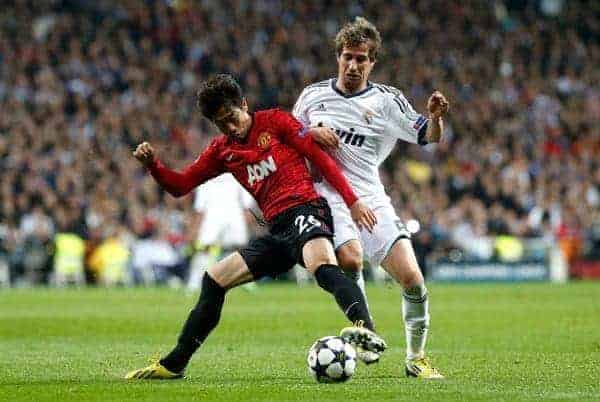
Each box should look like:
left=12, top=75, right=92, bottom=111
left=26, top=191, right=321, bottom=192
left=194, top=173, right=254, bottom=217
left=193, top=173, right=257, bottom=247
left=293, top=78, right=428, bottom=204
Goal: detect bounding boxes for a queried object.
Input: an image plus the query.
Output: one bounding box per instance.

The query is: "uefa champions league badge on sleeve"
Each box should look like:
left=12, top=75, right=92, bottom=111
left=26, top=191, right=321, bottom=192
left=299, top=125, right=310, bottom=137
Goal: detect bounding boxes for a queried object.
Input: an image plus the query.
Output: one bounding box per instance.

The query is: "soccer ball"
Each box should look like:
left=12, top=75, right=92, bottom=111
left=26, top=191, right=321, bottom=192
left=307, top=336, right=357, bottom=383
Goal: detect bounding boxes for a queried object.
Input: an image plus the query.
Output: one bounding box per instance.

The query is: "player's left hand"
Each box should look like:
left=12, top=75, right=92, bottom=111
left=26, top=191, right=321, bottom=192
left=350, top=199, right=377, bottom=233
left=427, top=91, right=449, bottom=120
left=310, top=123, right=339, bottom=150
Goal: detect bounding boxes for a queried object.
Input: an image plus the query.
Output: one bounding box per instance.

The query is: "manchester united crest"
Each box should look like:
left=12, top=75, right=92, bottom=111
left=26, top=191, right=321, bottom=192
left=257, top=132, right=271, bottom=149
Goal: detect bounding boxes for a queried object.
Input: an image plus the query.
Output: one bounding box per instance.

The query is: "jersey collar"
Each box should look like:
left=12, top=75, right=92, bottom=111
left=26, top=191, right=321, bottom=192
left=331, top=78, right=374, bottom=98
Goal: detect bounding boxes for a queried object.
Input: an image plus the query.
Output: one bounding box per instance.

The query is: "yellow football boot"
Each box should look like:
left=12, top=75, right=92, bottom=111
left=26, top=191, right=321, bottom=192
left=405, top=357, right=445, bottom=379
left=125, top=359, right=183, bottom=380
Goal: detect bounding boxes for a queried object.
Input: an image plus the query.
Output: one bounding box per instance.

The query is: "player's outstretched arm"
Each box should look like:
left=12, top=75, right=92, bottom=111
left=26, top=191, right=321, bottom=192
left=283, top=129, right=377, bottom=232
left=348, top=199, right=377, bottom=234
left=301, top=136, right=377, bottom=232
left=310, top=123, right=339, bottom=150
left=274, top=110, right=377, bottom=231
left=424, top=91, right=449, bottom=143
left=133, top=141, right=222, bottom=197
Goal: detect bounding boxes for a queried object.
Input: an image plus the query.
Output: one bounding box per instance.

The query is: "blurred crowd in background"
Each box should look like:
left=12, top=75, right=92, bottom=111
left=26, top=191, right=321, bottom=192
left=0, top=0, right=598, bottom=286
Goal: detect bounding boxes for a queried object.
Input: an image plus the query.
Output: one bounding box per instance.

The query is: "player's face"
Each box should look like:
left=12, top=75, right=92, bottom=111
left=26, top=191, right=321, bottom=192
left=337, top=44, right=375, bottom=93
left=213, top=99, right=252, bottom=140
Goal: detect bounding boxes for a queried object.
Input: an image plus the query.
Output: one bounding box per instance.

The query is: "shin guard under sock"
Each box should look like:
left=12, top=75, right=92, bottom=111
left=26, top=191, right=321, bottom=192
left=161, top=273, right=226, bottom=372
left=314, top=264, right=374, bottom=331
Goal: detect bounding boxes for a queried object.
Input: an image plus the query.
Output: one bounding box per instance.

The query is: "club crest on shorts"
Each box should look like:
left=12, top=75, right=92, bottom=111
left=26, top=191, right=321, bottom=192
left=257, top=132, right=271, bottom=149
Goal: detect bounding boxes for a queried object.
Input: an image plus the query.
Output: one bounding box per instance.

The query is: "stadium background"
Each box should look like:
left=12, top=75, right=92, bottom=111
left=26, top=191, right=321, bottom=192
left=0, top=0, right=598, bottom=287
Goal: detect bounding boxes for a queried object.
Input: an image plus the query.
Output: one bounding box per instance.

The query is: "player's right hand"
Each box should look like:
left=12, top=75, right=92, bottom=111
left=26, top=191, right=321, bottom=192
left=310, top=123, right=339, bottom=149
left=133, top=142, right=156, bottom=167
left=350, top=199, right=377, bottom=233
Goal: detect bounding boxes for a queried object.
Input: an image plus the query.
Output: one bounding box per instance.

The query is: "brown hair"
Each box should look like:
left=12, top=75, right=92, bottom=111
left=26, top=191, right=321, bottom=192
left=335, top=17, right=382, bottom=61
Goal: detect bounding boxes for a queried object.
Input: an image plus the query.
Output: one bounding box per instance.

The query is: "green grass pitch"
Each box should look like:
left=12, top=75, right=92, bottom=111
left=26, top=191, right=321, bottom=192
left=1, top=282, right=599, bottom=401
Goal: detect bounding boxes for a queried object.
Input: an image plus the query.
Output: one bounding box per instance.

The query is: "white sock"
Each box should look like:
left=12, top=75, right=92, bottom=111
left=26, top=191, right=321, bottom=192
left=402, top=283, right=429, bottom=361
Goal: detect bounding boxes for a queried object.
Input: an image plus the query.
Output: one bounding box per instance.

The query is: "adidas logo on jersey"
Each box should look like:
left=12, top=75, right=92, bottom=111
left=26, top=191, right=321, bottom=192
left=247, top=156, right=277, bottom=186
left=317, top=103, right=327, bottom=111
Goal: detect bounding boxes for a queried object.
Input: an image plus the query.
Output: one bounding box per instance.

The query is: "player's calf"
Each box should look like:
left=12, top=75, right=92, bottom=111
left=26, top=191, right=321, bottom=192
left=161, top=273, right=227, bottom=373
left=126, top=272, right=228, bottom=379
left=313, top=263, right=375, bottom=331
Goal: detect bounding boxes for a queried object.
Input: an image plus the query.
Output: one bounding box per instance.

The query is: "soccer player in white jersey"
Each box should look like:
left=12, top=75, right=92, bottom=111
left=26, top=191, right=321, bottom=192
left=293, top=17, right=449, bottom=379
left=188, top=173, right=255, bottom=291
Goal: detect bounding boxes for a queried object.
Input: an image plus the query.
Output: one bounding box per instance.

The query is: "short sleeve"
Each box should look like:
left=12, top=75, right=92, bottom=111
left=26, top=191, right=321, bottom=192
left=383, top=87, right=429, bottom=145
left=292, top=88, right=312, bottom=127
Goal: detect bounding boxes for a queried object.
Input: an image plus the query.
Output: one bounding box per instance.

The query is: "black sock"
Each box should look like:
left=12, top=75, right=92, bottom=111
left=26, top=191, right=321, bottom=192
left=160, top=273, right=226, bottom=373
left=314, top=264, right=375, bottom=331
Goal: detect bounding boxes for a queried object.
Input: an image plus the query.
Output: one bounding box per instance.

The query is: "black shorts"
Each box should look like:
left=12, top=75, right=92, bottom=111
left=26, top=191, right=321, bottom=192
left=239, top=197, right=334, bottom=279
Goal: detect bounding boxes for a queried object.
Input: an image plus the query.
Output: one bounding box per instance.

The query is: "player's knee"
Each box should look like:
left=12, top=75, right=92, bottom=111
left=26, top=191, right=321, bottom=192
left=303, top=237, right=337, bottom=273
left=313, top=264, right=349, bottom=293
left=342, top=257, right=363, bottom=273
left=305, top=256, right=337, bottom=274
left=383, top=240, right=424, bottom=287
left=336, top=242, right=363, bottom=273
left=206, top=252, right=253, bottom=289
left=200, top=272, right=227, bottom=300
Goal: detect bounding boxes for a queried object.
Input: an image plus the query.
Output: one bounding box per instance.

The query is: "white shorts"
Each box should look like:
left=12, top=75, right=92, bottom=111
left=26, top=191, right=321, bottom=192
left=329, top=196, right=411, bottom=267
left=198, top=212, right=249, bottom=248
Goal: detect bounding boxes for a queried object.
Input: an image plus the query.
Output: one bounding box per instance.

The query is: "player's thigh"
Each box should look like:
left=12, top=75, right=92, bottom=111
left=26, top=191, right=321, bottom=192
left=361, top=200, right=409, bottom=266
left=329, top=202, right=361, bottom=252
left=327, top=202, right=363, bottom=271
left=239, top=235, right=296, bottom=280
left=282, top=198, right=337, bottom=273
left=302, top=237, right=338, bottom=274
left=207, top=252, right=254, bottom=290
left=336, top=239, right=364, bottom=272
left=381, top=238, right=424, bottom=288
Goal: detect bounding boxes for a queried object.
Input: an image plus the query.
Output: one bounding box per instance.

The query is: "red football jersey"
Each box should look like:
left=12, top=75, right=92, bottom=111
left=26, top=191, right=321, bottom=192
left=148, top=109, right=357, bottom=222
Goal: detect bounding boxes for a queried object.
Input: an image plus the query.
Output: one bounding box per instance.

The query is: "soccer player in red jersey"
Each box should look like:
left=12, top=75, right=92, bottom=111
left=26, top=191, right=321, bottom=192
left=125, top=74, right=386, bottom=380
